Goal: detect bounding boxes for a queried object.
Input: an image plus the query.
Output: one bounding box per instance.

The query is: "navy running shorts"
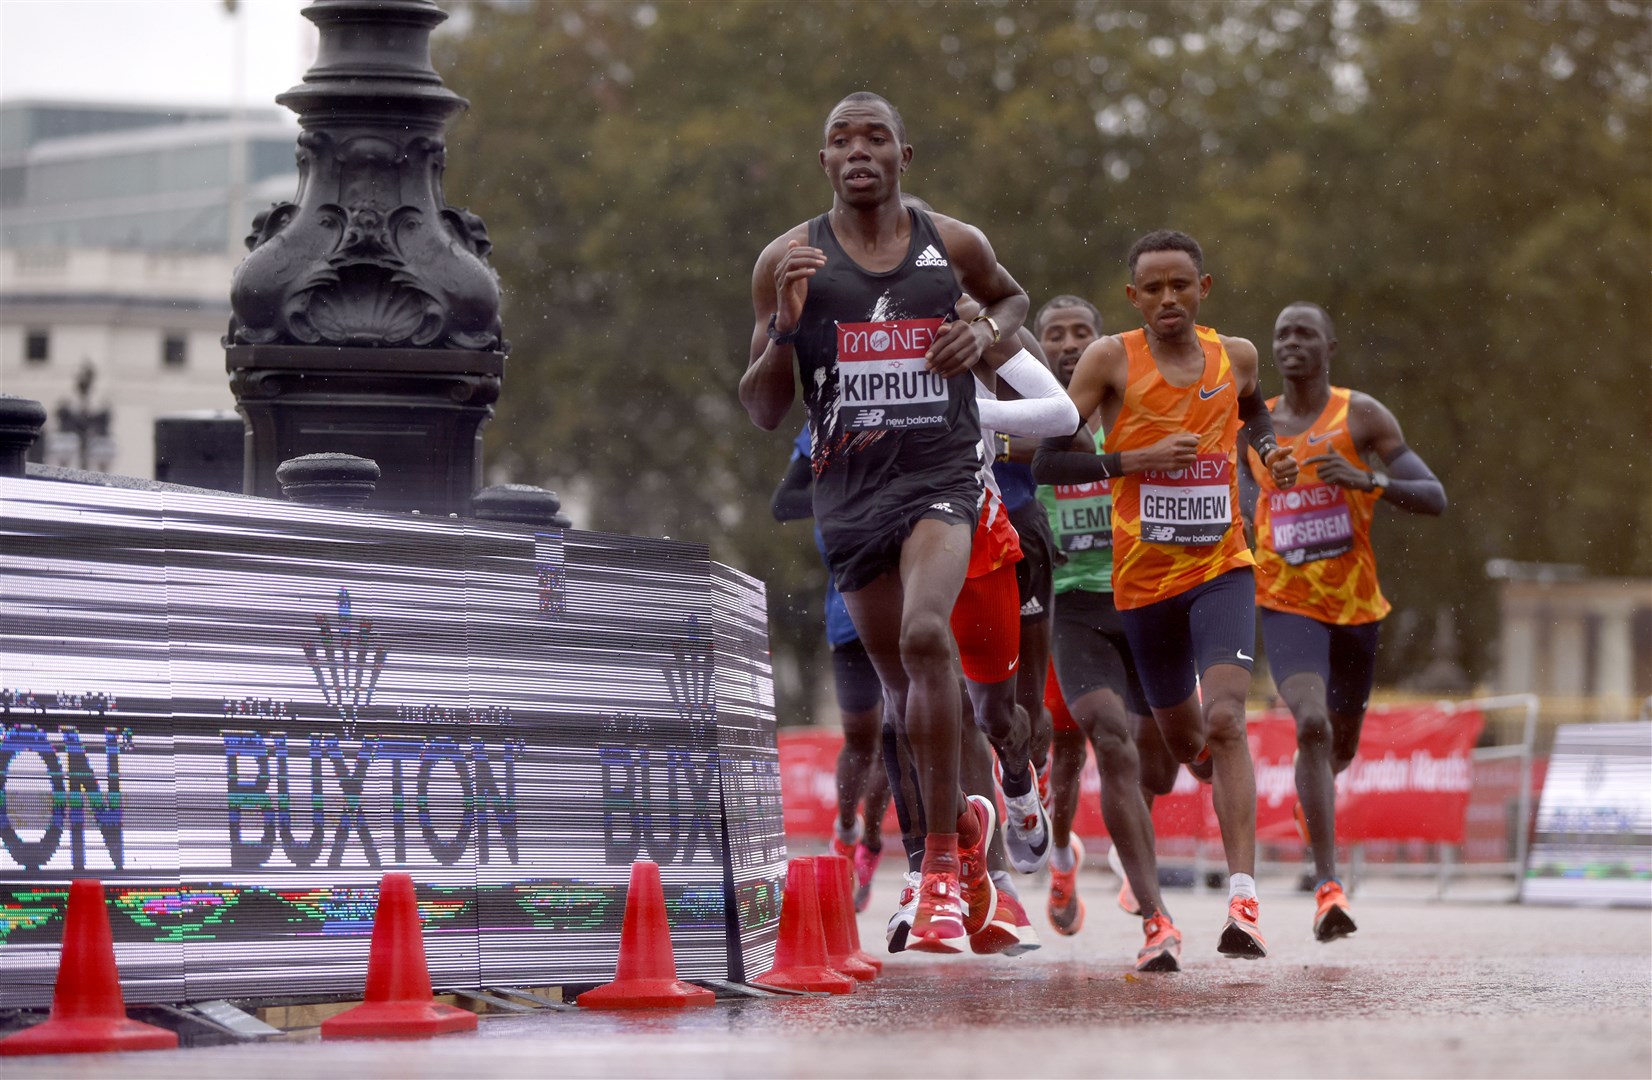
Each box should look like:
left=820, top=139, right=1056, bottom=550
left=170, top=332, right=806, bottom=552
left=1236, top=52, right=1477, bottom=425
left=1260, top=609, right=1383, bottom=718
left=831, top=637, right=884, bottom=715
left=1118, top=568, right=1257, bottom=710
left=1051, top=588, right=1151, bottom=717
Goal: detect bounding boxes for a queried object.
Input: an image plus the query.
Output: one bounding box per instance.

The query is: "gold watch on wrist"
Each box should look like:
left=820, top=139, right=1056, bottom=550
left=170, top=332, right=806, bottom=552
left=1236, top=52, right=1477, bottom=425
left=971, top=312, right=1001, bottom=344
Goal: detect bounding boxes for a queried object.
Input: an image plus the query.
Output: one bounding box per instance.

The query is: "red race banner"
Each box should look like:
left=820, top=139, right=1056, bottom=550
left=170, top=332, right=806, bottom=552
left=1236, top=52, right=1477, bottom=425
left=779, top=703, right=1485, bottom=847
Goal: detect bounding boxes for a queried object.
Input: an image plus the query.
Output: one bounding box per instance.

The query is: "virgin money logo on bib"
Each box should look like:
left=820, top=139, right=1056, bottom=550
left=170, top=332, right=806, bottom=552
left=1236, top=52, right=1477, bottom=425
left=838, top=318, right=949, bottom=430
left=1053, top=481, right=1112, bottom=552
left=1139, top=454, right=1232, bottom=546
left=1268, top=481, right=1353, bottom=564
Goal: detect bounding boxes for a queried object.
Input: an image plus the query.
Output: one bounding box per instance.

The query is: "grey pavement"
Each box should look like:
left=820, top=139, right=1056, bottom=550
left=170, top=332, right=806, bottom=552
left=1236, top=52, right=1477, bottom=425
left=5, top=868, right=1649, bottom=1079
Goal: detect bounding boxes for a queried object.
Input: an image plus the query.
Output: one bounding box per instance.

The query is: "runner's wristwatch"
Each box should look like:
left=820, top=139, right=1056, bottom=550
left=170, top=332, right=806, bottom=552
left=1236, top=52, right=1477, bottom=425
left=767, top=313, right=801, bottom=344
left=970, top=312, right=1001, bottom=344
left=1367, top=469, right=1389, bottom=493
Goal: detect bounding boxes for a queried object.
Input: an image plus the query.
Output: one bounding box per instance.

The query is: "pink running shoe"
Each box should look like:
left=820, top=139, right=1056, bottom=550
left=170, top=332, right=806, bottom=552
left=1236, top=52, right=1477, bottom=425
left=852, top=843, right=881, bottom=913
left=908, top=871, right=967, bottom=955
left=959, top=795, right=999, bottom=936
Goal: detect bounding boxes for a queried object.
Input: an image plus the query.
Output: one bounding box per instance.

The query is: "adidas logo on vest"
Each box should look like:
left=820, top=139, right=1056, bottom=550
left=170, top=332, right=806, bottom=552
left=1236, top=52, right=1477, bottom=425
left=914, top=244, right=948, bottom=267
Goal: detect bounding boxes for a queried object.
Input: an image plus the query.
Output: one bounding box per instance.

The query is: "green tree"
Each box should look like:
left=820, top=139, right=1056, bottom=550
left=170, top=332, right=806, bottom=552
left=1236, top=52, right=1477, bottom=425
left=434, top=0, right=1650, bottom=709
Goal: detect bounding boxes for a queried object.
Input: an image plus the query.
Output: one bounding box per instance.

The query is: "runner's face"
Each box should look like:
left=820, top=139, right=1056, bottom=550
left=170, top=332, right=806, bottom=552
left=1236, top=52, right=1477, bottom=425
left=1126, top=250, right=1209, bottom=339
left=1273, top=306, right=1335, bottom=380
left=820, top=103, right=910, bottom=207
left=1037, top=307, right=1099, bottom=387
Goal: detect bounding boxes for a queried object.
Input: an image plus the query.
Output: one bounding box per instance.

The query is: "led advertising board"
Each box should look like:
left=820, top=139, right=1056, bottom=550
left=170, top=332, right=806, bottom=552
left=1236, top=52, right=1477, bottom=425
left=0, top=478, right=785, bottom=1006
left=1522, top=721, right=1652, bottom=907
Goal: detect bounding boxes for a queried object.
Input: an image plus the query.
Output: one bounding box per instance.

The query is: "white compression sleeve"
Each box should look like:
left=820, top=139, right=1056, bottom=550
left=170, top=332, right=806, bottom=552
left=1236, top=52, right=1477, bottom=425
left=974, top=349, right=1080, bottom=437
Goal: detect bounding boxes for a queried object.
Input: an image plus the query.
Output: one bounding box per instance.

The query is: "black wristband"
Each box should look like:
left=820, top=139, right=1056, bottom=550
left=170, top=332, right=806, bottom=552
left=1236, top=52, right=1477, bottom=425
left=1238, top=388, right=1279, bottom=459
left=767, top=313, right=800, bottom=345
left=1098, top=451, right=1124, bottom=478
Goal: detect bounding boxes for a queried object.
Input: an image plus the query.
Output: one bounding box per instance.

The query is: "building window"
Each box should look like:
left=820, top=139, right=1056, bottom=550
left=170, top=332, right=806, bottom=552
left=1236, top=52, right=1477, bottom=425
left=162, top=333, right=187, bottom=369
left=25, top=329, right=49, bottom=364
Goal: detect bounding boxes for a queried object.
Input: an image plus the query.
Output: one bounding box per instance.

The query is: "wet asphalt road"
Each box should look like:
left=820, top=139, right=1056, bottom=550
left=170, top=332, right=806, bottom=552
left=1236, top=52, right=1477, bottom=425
left=7, top=873, right=1649, bottom=1079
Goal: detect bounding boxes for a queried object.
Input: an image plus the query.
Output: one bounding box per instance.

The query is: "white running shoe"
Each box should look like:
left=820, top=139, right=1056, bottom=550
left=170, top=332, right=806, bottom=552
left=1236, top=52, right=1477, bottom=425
left=885, top=870, right=921, bottom=953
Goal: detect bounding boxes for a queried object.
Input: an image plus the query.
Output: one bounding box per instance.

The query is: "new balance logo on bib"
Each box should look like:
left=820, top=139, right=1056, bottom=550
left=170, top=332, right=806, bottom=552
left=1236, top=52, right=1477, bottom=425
left=1139, top=454, right=1233, bottom=545
left=914, top=244, right=948, bottom=268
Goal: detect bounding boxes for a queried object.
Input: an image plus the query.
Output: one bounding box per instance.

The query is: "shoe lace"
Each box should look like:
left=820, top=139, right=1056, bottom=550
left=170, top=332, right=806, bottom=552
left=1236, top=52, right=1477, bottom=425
left=1230, top=896, right=1260, bottom=923
left=918, top=873, right=962, bottom=916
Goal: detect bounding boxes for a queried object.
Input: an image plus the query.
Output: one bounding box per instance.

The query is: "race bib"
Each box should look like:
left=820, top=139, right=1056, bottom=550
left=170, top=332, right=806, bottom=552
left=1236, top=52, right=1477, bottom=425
left=1052, top=480, right=1112, bottom=552
left=1268, top=481, right=1353, bottom=565
left=1139, top=454, right=1233, bottom=546
left=837, top=319, right=949, bottom=431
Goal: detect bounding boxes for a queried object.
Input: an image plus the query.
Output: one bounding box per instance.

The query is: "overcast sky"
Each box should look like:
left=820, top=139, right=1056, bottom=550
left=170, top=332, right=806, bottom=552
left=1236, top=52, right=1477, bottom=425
left=0, top=0, right=316, bottom=110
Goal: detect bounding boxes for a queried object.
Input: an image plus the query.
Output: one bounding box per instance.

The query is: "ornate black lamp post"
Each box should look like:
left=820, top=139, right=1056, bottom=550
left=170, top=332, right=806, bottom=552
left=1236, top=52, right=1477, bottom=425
left=227, top=0, right=506, bottom=516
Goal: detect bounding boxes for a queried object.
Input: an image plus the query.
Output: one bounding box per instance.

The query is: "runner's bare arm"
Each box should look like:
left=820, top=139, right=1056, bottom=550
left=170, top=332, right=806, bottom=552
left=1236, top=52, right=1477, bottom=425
left=1309, top=392, right=1447, bottom=515
left=922, top=217, right=1028, bottom=378
left=1228, top=335, right=1298, bottom=490
left=739, top=227, right=820, bottom=431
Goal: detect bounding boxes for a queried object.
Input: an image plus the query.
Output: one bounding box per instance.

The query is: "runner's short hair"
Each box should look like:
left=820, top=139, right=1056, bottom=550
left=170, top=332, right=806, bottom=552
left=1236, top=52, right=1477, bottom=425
left=826, top=92, right=906, bottom=145
left=1281, top=300, right=1336, bottom=339
left=1035, top=295, right=1102, bottom=336
left=1127, top=229, right=1204, bottom=276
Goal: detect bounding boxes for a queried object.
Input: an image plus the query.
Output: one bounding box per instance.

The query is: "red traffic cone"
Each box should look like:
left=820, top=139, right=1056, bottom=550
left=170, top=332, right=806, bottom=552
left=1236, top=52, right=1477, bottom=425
left=814, top=854, right=882, bottom=976
left=321, top=873, right=478, bottom=1040
left=577, top=861, right=714, bottom=1009
left=0, top=879, right=177, bottom=1056
left=753, top=858, right=855, bottom=994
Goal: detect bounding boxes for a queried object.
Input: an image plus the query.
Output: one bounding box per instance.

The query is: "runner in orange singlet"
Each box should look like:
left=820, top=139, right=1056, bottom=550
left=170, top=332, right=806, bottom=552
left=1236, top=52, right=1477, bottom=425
left=1243, top=301, right=1446, bottom=943
left=1057, top=230, right=1298, bottom=959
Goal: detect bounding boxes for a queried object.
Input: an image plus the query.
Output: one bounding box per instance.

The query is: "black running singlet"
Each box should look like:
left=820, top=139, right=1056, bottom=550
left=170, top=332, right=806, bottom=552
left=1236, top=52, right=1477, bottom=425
left=793, top=208, right=982, bottom=541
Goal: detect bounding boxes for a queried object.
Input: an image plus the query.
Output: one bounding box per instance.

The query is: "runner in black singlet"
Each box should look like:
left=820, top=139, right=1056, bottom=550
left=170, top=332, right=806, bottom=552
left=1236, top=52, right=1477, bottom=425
left=741, top=93, right=1030, bottom=954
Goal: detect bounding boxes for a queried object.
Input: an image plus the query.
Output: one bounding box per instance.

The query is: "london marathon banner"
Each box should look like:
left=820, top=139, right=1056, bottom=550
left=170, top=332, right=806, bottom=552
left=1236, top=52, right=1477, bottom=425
left=0, top=478, right=786, bottom=1007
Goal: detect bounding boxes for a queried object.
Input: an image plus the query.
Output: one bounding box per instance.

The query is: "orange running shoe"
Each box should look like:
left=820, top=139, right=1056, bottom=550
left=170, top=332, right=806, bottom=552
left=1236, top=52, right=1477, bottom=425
left=959, top=794, right=999, bottom=935
left=1189, top=744, right=1213, bottom=784
left=971, top=873, right=1042, bottom=957
left=1105, top=841, right=1142, bottom=916
left=1313, top=879, right=1358, bottom=942
left=1136, top=914, right=1182, bottom=973
left=1218, top=895, right=1268, bottom=959
left=908, top=871, right=966, bottom=954
left=1036, top=757, right=1053, bottom=815
left=830, top=832, right=856, bottom=865
left=1292, top=800, right=1311, bottom=845
left=969, top=896, right=1020, bottom=956
left=1046, top=834, right=1086, bottom=936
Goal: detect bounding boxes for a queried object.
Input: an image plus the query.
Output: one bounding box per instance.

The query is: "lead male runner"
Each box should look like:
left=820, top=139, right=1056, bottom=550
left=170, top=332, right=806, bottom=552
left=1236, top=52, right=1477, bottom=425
left=1057, top=229, right=1298, bottom=958
left=739, top=92, right=1029, bottom=952
left=1243, top=301, right=1446, bottom=942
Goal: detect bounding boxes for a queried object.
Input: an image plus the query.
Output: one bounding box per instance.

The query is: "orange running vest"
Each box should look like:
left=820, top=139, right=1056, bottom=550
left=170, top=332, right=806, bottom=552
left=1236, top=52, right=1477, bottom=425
left=1249, top=386, right=1390, bottom=625
left=1106, top=326, right=1253, bottom=610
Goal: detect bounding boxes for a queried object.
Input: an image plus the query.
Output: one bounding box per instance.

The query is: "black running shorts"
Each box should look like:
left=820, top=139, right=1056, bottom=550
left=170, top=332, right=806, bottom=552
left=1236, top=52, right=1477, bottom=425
left=1008, top=498, right=1055, bottom=623
left=1051, top=588, right=1151, bottom=718
left=823, top=483, right=980, bottom=594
